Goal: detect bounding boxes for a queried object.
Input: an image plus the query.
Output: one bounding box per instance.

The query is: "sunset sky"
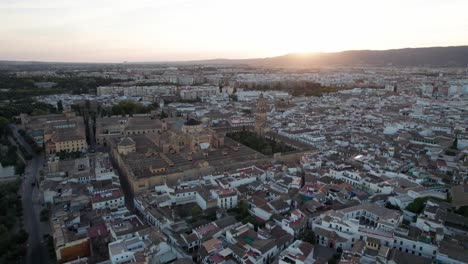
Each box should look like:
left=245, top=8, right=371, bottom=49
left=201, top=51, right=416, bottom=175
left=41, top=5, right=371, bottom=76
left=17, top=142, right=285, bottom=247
left=1, top=0, right=467, bottom=62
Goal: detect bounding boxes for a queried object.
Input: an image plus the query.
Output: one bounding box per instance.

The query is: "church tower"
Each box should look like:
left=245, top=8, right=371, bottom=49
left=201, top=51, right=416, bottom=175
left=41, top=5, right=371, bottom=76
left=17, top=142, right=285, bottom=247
left=255, top=93, right=269, bottom=135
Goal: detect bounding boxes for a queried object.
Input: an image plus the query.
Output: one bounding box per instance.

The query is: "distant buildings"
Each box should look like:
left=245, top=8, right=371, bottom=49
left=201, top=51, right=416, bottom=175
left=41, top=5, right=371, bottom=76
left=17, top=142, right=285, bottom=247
left=97, top=85, right=176, bottom=97
left=179, top=85, right=219, bottom=100
left=20, top=111, right=88, bottom=154
left=20, top=64, right=468, bottom=264
left=95, top=115, right=163, bottom=146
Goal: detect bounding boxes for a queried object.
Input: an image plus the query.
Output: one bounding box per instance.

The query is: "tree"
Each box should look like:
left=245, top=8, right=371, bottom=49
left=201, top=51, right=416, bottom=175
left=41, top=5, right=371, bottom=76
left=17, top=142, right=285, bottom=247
left=299, top=230, right=316, bottom=244
left=55, top=151, right=82, bottom=160
left=406, top=197, right=427, bottom=214
left=229, top=94, right=238, bottom=101
left=39, top=170, right=45, bottom=182
left=0, top=117, right=8, bottom=137
left=0, top=180, right=27, bottom=261
left=111, top=100, right=155, bottom=116
left=385, top=202, right=400, bottom=211
left=14, top=229, right=29, bottom=244
left=236, top=200, right=250, bottom=220
left=328, top=251, right=342, bottom=264
left=175, top=206, right=188, bottom=218
left=451, top=137, right=458, bottom=150
left=454, top=206, right=468, bottom=217
left=405, top=196, right=447, bottom=214
left=31, top=108, right=48, bottom=116
left=226, top=131, right=295, bottom=156
left=40, top=208, right=50, bottom=222
left=57, top=100, right=64, bottom=112
left=15, top=162, right=25, bottom=175
left=160, top=110, right=168, bottom=119
left=190, top=205, right=201, bottom=218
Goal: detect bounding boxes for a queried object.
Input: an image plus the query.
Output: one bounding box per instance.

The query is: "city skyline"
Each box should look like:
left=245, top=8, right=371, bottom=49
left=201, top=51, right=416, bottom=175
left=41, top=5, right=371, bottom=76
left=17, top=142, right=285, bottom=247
left=1, top=0, right=468, bottom=62
left=1, top=1, right=467, bottom=262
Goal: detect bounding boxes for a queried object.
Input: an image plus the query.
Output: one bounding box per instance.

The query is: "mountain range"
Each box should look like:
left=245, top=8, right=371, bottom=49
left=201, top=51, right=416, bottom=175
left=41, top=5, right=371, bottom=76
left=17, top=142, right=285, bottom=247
left=183, top=46, right=468, bottom=68
left=2, top=46, right=468, bottom=68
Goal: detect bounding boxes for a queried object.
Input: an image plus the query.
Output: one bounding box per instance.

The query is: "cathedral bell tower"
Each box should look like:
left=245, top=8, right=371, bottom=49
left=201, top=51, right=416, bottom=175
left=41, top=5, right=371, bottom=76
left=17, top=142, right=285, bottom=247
left=254, top=93, right=269, bottom=136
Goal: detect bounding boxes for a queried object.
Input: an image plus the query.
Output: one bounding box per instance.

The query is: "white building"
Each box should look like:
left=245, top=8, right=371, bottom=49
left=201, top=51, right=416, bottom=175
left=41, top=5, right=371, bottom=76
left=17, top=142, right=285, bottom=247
left=329, top=168, right=363, bottom=186
left=278, top=240, right=315, bottom=264
left=213, top=188, right=238, bottom=209
left=91, top=189, right=125, bottom=210
left=312, top=204, right=403, bottom=250
left=94, top=153, right=117, bottom=181
left=108, top=237, right=145, bottom=264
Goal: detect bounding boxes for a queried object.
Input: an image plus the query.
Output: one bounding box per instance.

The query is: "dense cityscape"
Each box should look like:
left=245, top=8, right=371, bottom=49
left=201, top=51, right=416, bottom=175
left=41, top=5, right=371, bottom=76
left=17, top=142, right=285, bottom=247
left=1, top=0, right=468, bottom=263
left=0, top=62, right=466, bottom=264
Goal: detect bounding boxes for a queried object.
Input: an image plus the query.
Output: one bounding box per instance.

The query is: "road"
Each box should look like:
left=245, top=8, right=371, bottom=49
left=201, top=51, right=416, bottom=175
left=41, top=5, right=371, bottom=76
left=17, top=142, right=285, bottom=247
left=9, top=125, right=50, bottom=264
left=22, top=154, right=49, bottom=264
left=9, top=124, right=34, bottom=155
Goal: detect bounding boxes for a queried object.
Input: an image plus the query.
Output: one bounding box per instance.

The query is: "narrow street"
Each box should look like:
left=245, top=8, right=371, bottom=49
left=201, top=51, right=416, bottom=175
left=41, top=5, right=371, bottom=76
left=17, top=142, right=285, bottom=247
left=9, top=124, right=33, bottom=155
left=22, top=155, right=50, bottom=264
left=9, top=124, right=51, bottom=264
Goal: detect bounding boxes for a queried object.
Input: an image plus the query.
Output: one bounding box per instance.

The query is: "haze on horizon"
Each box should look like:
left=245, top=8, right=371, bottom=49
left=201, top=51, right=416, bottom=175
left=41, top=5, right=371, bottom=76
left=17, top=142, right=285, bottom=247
left=1, top=0, right=467, bottom=63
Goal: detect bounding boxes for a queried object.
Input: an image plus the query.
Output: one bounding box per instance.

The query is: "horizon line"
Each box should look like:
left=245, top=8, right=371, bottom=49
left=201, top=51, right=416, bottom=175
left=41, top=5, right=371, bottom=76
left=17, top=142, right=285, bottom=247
left=1, top=44, right=467, bottom=64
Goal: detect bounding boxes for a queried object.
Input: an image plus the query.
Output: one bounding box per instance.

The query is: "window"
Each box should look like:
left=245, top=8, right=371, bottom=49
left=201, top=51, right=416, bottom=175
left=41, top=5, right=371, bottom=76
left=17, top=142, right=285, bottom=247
left=419, top=246, right=422, bottom=251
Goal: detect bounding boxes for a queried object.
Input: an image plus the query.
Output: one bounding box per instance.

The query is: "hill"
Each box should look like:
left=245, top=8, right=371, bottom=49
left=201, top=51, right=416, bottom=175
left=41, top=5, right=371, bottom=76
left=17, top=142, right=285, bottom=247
left=182, top=46, right=468, bottom=68
left=2, top=46, right=468, bottom=68
left=264, top=46, right=468, bottom=67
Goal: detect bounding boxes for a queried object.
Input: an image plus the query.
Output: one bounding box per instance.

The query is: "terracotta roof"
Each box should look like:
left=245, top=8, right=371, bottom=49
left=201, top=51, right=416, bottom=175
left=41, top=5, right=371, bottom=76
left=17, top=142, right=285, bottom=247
left=87, top=223, right=108, bottom=238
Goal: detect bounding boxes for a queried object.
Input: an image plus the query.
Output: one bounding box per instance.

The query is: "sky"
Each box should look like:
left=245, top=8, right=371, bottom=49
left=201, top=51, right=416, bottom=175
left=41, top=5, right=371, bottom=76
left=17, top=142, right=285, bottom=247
left=1, top=0, right=467, bottom=62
